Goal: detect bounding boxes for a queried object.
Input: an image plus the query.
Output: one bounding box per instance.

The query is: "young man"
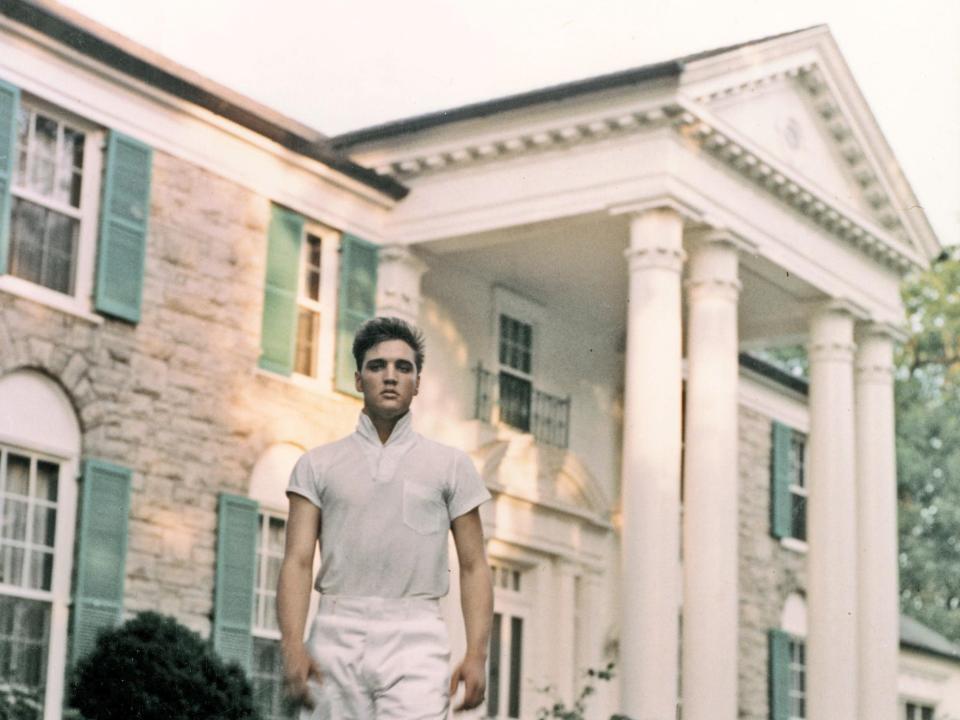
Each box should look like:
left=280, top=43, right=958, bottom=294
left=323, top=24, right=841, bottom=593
left=278, top=317, right=494, bottom=719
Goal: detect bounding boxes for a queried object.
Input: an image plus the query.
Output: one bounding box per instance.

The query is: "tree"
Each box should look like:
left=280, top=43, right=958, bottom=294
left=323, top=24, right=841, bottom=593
left=896, top=246, right=960, bottom=642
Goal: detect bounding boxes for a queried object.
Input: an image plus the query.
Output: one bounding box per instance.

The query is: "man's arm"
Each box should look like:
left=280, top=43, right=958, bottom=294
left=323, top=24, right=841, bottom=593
left=449, top=507, right=493, bottom=712
left=277, top=494, right=323, bottom=705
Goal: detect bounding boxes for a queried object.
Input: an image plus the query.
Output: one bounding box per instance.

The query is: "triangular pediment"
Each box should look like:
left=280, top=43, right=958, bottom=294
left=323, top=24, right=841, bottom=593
left=706, top=78, right=878, bottom=220
left=680, top=26, right=940, bottom=264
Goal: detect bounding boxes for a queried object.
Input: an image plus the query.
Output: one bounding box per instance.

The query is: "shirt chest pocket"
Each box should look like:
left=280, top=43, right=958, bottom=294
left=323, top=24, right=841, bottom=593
left=402, top=479, right=446, bottom=535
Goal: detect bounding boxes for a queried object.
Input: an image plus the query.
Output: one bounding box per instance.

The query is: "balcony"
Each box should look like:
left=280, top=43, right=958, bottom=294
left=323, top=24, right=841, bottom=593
left=474, top=364, right=571, bottom=448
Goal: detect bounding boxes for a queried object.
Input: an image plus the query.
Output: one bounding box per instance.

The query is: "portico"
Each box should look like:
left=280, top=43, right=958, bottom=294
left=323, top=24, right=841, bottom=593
left=335, top=23, right=938, bottom=720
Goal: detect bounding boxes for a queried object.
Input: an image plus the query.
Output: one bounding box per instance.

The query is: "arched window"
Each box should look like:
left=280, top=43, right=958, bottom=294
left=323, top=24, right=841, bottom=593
left=770, top=593, right=807, bottom=720
left=0, top=370, right=80, bottom=720
left=248, top=443, right=311, bottom=720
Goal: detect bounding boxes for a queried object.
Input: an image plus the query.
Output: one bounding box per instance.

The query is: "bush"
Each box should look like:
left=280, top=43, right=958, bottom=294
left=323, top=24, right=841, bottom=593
left=69, top=611, right=259, bottom=720
left=535, top=662, right=631, bottom=720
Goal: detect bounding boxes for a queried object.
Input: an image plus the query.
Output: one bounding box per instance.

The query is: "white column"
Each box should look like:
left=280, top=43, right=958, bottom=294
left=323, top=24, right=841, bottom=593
left=855, top=324, right=900, bottom=720
left=376, top=244, right=428, bottom=325
left=554, top=559, right=578, bottom=704
left=681, top=231, right=742, bottom=720
left=620, top=206, right=684, bottom=720
left=806, top=303, right=858, bottom=720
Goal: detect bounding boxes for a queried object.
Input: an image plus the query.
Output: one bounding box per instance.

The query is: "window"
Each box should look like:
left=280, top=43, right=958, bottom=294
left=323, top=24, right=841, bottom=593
left=258, top=204, right=345, bottom=386
left=498, top=314, right=534, bottom=432
left=771, top=422, right=807, bottom=544
left=251, top=511, right=295, bottom=720
left=905, top=703, right=935, bottom=720
left=3, top=96, right=103, bottom=310
left=487, top=562, right=527, bottom=720
left=0, top=448, right=61, bottom=716
left=292, top=227, right=339, bottom=383
left=787, top=433, right=807, bottom=542
left=294, top=234, right=325, bottom=377
left=787, top=636, right=806, bottom=720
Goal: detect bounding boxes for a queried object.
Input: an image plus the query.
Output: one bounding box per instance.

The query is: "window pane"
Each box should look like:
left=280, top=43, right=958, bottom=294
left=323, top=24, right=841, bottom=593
left=499, top=373, right=532, bottom=432
left=487, top=613, right=502, bottom=717
left=15, top=106, right=29, bottom=183
left=508, top=617, right=523, bottom=718
left=42, top=211, right=77, bottom=295
left=2, top=499, right=28, bottom=540
left=268, top=517, right=285, bottom=554
left=252, top=637, right=296, bottom=720
left=27, top=551, right=54, bottom=592
left=9, top=199, right=46, bottom=286
left=30, top=114, right=57, bottom=197
left=791, top=493, right=807, bottom=542
left=0, top=595, right=50, bottom=700
left=9, top=198, right=78, bottom=295
left=34, top=463, right=58, bottom=503
left=5, top=454, right=31, bottom=497
left=294, top=309, right=318, bottom=377
left=31, top=506, right=56, bottom=548
left=0, top=547, right=24, bottom=587
left=57, top=127, right=85, bottom=208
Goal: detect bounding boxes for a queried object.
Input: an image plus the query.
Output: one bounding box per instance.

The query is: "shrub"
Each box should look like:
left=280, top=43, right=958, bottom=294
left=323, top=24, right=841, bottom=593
left=535, top=662, right=631, bottom=720
left=69, top=611, right=259, bottom=720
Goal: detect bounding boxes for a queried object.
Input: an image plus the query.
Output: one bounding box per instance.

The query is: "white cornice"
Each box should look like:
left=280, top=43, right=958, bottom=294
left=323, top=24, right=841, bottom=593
left=373, top=104, right=682, bottom=178
left=364, top=58, right=923, bottom=275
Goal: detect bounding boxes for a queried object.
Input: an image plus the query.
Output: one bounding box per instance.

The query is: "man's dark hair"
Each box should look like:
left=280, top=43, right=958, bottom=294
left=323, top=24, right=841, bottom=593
left=353, top=317, right=426, bottom=372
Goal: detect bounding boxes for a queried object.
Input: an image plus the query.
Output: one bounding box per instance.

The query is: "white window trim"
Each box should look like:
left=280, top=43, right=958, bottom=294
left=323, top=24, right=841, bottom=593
left=7, top=94, right=105, bottom=317
left=290, top=223, right=340, bottom=392
left=488, top=558, right=532, bottom=720
left=0, top=442, right=79, bottom=720
left=491, top=285, right=545, bottom=381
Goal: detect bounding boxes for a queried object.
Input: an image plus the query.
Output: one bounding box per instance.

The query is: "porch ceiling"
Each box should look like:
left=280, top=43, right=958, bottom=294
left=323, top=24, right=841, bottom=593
left=418, top=212, right=824, bottom=345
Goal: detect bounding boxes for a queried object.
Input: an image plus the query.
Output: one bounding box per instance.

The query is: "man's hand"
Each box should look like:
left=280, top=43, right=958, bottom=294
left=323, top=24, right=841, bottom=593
left=449, top=653, right=486, bottom=711
left=283, top=643, right=323, bottom=709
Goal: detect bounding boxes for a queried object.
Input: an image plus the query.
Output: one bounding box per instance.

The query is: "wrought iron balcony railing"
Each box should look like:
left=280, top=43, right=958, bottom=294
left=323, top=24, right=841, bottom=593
left=474, top=364, right=571, bottom=448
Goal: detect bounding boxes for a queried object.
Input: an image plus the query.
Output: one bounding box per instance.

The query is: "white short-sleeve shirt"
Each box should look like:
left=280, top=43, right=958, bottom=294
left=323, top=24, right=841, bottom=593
left=287, top=411, right=492, bottom=599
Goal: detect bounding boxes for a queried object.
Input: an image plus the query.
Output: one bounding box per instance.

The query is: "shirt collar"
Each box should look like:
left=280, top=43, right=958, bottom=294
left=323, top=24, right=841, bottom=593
left=356, top=410, right=414, bottom=448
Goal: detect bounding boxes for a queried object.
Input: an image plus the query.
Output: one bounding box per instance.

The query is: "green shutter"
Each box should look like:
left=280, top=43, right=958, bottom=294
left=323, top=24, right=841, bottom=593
left=335, top=234, right=378, bottom=396
left=258, top=204, right=304, bottom=375
left=770, top=421, right=793, bottom=539
left=71, top=459, right=132, bottom=664
left=213, top=493, right=259, bottom=672
left=0, top=79, right=19, bottom=275
left=768, top=629, right=791, bottom=720
left=95, top=131, right=153, bottom=322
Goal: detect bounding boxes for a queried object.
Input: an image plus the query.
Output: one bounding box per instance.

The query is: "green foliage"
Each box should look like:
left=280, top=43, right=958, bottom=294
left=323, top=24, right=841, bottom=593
left=69, top=611, right=260, bottom=720
left=534, top=662, right=631, bottom=720
left=897, top=246, right=960, bottom=642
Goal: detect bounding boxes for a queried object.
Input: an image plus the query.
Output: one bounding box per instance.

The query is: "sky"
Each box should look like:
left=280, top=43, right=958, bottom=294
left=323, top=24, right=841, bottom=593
left=61, top=0, right=960, bottom=249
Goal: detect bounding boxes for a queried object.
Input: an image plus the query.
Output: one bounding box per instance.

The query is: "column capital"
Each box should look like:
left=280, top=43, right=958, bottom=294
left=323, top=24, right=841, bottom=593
left=856, top=320, right=910, bottom=345
left=685, top=230, right=744, bottom=301
left=807, top=300, right=861, bottom=364
left=685, top=226, right=758, bottom=255
left=622, top=204, right=686, bottom=274
left=376, top=244, right=429, bottom=324
left=379, top=243, right=430, bottom=276
left=855, top=322, right=903, bottom=385
left=609, top=194, right=703, bottom=224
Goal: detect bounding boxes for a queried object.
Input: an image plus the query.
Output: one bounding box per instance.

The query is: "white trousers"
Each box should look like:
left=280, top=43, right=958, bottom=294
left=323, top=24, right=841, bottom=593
left=300, top=595, right=452, bottom=720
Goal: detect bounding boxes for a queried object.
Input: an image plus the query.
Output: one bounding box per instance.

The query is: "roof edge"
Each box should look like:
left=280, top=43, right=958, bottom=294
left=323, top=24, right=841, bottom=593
left=738, top=353, right=809, bottom=396
left=1, top=0, right=409, bottom=200
left=331, top=60, right=683, bottom=149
